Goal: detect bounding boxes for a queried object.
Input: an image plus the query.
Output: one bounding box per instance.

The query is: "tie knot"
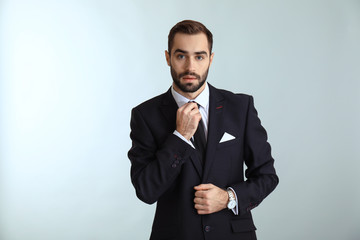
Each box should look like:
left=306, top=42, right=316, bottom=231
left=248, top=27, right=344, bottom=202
left=189, top=101, right=201, bottom=109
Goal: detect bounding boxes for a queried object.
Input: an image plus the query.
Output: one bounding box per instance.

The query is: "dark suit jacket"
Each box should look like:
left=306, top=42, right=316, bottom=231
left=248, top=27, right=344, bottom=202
left=128, top=84, right=278, bottom=240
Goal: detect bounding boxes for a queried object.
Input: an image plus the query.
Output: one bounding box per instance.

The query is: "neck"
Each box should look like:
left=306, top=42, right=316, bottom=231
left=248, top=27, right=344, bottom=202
left=172, top=82, right=206, bottom=100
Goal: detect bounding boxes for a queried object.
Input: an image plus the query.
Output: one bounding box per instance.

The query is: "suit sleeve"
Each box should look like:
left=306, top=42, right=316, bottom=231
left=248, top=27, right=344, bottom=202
left=231, top=96, right=279, bottom=215
left=128, top=107, right=194, bottom=204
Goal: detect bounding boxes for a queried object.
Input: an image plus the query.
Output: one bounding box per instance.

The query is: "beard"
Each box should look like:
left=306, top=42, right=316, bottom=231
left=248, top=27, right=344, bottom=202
left=170, top=66, right=209, bottom=93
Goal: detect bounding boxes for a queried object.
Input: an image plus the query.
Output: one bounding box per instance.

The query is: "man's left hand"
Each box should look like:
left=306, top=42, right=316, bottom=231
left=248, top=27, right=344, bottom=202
left=193, top=183, right=228, bottom=215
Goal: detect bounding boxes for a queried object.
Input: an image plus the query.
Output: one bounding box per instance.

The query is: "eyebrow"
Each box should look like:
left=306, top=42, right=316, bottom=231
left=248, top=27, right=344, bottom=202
left=173, top=49, right=208, bottom=56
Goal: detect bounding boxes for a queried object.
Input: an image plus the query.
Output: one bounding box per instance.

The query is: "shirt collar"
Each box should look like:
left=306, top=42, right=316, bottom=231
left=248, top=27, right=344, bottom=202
left=171, top=83, right=209, bottom=109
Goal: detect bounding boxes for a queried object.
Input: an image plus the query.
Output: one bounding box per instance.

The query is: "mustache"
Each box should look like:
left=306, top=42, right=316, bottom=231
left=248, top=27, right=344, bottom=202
left=179, top=72, right=201, bottom=79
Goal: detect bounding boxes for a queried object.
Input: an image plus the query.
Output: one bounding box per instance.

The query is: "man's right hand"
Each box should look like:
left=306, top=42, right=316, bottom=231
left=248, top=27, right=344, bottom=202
left=176, top=102, right=202, bottom=141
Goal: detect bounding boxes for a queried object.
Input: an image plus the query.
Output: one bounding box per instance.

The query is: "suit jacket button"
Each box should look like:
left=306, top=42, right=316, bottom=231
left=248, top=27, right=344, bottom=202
left=204, top=225, right=211, bottom=232
left=171, top=163, right=177, bottom=168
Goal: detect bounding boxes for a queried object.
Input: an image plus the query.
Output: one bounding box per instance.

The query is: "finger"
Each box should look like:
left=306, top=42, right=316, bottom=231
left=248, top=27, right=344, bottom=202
left=194, top=196, right=207, bottom=204
left=177, top=102, right=195, bottom=113
left=194, top=183, right=213, bottom=190
left=197, top=209, right=210, bottom=215
left=195, top=205, right=211, bottom=214
left=194, top=202, right=209, bottom=209
left=182, top=102, right=198, bottom=112
left=178, top=104, right=200, bottom=121
left=193, top=112, right=202, bottom=121
left=194, top=191, right=203, bottom=198
left=187, top=101, right=198, bottom=109
left=188, top=107, right=200, bottom=117
left=177, top=104, right=192, bottom=115
left=194, top=203, right=204, bottom=210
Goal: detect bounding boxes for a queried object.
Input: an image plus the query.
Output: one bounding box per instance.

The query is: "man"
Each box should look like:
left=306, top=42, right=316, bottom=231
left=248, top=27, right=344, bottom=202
left=128, top=20, right=278, bottom=240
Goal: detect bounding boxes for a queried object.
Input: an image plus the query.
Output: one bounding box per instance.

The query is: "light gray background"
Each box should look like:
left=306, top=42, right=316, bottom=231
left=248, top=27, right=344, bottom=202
left=1, top=0, right=359, bottom=239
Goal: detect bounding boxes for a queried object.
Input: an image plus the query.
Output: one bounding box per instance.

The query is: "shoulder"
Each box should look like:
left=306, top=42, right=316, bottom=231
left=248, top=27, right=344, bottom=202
left=132, top=89, right=171, bottom=112
left=209, top=83, right=253, bottom=105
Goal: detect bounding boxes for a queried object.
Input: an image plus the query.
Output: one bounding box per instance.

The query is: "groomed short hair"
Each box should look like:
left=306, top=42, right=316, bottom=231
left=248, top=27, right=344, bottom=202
left=168, top=20, right=213, bottom=54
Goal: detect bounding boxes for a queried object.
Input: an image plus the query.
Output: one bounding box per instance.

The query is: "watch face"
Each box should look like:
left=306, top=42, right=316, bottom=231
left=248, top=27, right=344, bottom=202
left=227, top=200, right=236, bottom=209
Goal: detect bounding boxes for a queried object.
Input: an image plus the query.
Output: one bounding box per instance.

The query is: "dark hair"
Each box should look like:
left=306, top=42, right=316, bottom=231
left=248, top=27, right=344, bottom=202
left=168, top=20, right=213, bottom=54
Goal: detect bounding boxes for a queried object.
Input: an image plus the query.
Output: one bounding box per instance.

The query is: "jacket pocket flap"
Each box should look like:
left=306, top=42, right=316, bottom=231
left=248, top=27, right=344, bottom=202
left=231, top=219, right=257, bottom=233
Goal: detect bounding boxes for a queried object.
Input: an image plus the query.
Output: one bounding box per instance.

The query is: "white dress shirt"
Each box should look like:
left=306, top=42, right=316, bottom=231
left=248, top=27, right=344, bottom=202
left=171, top=83, right=209, bottom=145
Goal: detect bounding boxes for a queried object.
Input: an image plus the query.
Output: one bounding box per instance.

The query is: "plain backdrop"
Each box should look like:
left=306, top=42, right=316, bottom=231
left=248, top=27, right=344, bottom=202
left=1, top=0, right=359, bottom=239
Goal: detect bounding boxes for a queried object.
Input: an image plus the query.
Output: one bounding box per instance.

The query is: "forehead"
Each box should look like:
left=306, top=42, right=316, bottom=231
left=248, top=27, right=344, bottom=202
left=171, top=33, right=209, bottom=55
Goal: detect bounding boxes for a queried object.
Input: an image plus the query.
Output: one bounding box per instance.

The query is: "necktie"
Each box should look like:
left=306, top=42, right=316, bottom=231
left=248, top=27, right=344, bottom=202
left=191, top=103, right=206, bottom=164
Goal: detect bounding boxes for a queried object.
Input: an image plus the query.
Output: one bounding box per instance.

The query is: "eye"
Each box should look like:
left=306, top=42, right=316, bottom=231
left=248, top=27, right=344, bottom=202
left=196, top=56, right=204, bottom=60
left=177, top=54, right=185, bottom=59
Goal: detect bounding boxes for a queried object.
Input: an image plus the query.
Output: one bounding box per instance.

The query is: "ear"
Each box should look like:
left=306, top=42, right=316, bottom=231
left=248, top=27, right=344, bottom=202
left=165, top=50, right=171, bottom=66
left=209, top=52, right=214, bottom=66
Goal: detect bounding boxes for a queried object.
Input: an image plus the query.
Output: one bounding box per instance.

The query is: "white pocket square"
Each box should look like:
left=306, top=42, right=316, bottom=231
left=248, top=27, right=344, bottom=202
left=219, top=132, right=236, bottom=143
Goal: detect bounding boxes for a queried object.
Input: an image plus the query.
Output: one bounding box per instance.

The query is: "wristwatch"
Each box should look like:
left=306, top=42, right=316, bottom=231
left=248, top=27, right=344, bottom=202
left=227, top=189, right=236, bottom=209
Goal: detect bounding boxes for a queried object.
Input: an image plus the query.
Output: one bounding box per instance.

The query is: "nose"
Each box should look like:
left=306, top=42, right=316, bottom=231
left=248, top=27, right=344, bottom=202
left=185, top=57, right=195, bottom=72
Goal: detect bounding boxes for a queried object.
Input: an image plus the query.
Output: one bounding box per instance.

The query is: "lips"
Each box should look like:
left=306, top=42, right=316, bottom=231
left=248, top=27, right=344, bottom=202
left=179, top=72, right=201, bottom=82
left=182, top=75, right=197, bottom=81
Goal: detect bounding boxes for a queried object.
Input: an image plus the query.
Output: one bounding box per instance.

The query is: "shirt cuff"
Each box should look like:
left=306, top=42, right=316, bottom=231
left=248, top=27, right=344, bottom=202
left=228, top=187, right=239, bottom=215
left=173, top=130, right=195, bottom=149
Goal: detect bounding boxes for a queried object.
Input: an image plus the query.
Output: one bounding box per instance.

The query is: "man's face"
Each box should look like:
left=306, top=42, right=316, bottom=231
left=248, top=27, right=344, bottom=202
left=166, top=33, right=214, bottom=96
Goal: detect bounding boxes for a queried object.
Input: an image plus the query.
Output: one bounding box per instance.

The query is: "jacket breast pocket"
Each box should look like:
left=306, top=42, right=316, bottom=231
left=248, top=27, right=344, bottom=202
left=217, top=138, right=240, bottom=149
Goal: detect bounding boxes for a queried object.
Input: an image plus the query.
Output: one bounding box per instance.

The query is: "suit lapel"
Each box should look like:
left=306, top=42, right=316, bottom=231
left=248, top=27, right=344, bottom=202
left=160, top=88, right=203, bottom=178
left=203, top=84, right=226, bottom=182
left=160, top=89, right=178, bottom=128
